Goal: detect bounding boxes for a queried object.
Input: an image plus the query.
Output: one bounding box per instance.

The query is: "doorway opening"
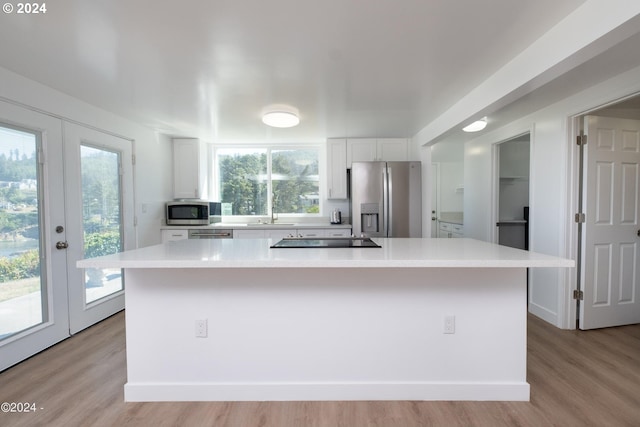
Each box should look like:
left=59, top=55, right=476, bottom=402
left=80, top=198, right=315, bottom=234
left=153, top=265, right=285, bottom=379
left=573, top=93, right=640, bottom=330
left=494, top=134, right=530, bottom=250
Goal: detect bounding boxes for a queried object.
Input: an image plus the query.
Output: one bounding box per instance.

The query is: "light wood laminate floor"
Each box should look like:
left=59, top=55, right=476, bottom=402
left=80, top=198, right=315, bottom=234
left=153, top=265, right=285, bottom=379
left=1, top=311, right=639, bottom=427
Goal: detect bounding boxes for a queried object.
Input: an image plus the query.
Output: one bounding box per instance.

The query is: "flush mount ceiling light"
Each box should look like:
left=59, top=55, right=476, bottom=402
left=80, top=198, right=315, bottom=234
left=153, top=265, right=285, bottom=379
left=262, top=105, right=300, bottom=128
left=462, top=117, right=487, bottom=132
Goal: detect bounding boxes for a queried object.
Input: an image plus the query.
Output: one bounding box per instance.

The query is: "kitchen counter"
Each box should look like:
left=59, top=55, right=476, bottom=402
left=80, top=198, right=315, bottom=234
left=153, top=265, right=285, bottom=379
left=79, top=238, right=572, bottom=269
left=78, top=238, right=573, bottom=403
left=160, top=222, right=352, bottom=230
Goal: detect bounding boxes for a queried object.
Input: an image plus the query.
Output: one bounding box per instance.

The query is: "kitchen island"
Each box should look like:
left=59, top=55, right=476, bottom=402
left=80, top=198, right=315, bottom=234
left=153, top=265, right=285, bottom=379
left=77, top=238, right=573, bottom=402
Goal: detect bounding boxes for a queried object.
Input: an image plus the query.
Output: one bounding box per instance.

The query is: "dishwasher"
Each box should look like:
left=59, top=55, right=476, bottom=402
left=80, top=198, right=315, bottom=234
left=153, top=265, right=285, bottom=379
left=188, top=229, right=233, bottom=239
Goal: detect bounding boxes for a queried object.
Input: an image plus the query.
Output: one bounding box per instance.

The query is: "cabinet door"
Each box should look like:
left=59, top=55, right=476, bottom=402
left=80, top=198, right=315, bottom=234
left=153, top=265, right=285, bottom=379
left=377, top=138, right=408, bottom=161
left=325, top=228, right=352, bottom=237
left=347, top=138, right=377, bottom=165
left=173, top=138, right=205, bottom=199
left=265, top=229, right=296, bottom=240
left=297, top=228, right=327, bottom=238
left=327, top=139, right=347, bottom=199
left=233, top=230, right=265, bottom=239
left=161, top=229, right=189, bottom=242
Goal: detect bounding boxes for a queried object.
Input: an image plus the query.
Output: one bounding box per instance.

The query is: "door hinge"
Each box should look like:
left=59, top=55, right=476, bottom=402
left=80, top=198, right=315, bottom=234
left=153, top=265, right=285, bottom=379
left=575, top=213, right=585, bottom=223
left=134, top=216, right=138, bottom=226
left=132, top=154, right=136, bottom=165
left=573, top=289, right=584, bottom=300
left=577, top=134, right=587, bottom=146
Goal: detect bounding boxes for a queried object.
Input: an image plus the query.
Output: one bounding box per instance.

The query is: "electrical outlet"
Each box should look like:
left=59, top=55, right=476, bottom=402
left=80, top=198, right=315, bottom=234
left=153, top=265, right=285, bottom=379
left=444, top=315, right=455, bottom=334
left=195, top=319, right=208, bottom=338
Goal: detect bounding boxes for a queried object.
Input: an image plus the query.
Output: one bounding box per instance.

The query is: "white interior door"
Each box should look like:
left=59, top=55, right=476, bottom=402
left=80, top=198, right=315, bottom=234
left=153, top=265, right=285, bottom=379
left=0, top=102, right=70, bottom=371
left=63, top=123, right=134, bottom=334
left=581, top=115, right=640, bottom=329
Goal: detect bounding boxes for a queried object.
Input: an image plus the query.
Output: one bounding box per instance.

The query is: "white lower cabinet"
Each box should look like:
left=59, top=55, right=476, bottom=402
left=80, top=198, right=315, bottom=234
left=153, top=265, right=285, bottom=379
left=265, top=229, right=297, bottom=240
left=234, top=228, right=351, bottom=239
left=161, top=229, right=189, bottom=242
left=166, top=227, right=353, bottom=240
left=324, top=228, right=352, bottom=237
left=233, top=230, right=268, bottom=239
left=438, top=222, right=464, bottom=238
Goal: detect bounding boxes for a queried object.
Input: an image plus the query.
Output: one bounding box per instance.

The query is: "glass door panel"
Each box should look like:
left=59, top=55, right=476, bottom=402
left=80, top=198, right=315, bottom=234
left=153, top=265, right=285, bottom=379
left=64, top=122, right=132, bottom=335
left=0, top=125, right=46, bottom=339
left=80, top=145, right=123, bottom=304
left=0, top=101, right=69, bottom=372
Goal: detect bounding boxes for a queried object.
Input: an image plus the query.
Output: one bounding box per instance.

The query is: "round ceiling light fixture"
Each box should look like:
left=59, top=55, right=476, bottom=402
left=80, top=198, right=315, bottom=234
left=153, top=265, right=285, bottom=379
left=462, top=117, right=487, bottom=132
left=262, top=105, right=300, bottom=128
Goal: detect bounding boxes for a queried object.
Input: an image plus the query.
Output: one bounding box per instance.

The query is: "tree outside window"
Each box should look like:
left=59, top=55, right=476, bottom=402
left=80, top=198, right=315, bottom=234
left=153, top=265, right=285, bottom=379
left=216, top=147, right=319, bottom=216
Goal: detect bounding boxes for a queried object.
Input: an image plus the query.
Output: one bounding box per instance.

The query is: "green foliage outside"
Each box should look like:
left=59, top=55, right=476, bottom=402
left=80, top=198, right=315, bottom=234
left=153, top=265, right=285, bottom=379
left=0, top=249, right=39, bottom=282
left=0, top=151, right=36, bottom=182
left=84, top=230, right=121, bottom=258
left=218, top=151, right=268, bottom=215
left=218, top=149, right=320, bottom=216
left=0, top=144, right=122, bottom=285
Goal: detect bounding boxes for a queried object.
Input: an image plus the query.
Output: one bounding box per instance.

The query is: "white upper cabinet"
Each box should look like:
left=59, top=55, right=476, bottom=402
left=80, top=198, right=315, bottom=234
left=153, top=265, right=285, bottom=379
left=346, top=138, right=408, bottom=165
left=347, top=138, right=378, bottom=164
left=376, top=138, right=409, bottom=161
left=173, top=138, right=207, bottom=199
left=327, top=138, right=348, bottom=199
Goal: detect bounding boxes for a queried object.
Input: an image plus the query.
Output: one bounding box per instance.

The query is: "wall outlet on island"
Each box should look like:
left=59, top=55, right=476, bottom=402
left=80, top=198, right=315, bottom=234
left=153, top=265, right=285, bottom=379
left=195, top=319, right=208, bottom=338
left=444, top=315, right=455, bottom=334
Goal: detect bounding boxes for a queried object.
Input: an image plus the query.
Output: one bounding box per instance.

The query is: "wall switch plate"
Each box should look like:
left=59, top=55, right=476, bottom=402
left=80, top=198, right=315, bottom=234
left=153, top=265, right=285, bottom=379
left=444, top=315, right=455, bottom=334
left=195, top=319, right=208, bottom=338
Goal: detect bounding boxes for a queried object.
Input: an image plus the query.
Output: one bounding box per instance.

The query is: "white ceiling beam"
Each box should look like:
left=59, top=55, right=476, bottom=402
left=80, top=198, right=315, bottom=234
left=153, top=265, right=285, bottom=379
left=415, top=1, right=640, bottom=146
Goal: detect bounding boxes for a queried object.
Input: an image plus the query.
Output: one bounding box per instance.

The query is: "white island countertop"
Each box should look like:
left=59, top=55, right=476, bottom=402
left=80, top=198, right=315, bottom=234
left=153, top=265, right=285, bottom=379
left=77, top=238, right=574, bottom=269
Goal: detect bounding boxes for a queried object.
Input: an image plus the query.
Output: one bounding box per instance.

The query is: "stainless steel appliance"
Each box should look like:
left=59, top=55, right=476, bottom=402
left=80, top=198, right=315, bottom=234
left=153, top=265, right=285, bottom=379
left=188, top=229, right=233, bottom=239
left=166, top=200, right=209, bottom=225
left=351, top=161, right=422, bottom=237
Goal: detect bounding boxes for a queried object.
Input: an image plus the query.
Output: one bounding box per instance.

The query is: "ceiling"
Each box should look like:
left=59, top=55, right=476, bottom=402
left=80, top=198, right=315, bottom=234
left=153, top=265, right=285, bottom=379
left=0, top=0, right=616, bottom=143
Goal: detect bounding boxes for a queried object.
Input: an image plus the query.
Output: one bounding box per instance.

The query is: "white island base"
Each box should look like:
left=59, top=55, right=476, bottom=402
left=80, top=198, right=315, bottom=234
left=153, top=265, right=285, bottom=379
left=78, top=238, right=573, bottom=402
left=124, top=267, right=527, bottom=401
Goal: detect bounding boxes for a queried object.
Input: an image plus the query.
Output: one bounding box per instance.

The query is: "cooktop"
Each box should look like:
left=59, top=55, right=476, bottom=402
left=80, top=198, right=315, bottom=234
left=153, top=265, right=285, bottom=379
left=270, top=237, right=381, bottom=248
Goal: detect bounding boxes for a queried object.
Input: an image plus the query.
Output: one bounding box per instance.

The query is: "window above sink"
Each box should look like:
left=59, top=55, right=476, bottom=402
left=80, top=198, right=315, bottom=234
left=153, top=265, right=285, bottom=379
left=212, top=146, right=321, bottom=218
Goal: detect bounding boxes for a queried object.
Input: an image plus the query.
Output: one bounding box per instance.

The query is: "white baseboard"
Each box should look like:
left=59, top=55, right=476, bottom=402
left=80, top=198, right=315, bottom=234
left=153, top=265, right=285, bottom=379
left=124, top=381, right=530, bottom=402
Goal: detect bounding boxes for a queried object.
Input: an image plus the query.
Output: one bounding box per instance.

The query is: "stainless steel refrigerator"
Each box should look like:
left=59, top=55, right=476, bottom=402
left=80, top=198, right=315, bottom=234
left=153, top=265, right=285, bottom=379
left=351, top=161, right=422, bottom=237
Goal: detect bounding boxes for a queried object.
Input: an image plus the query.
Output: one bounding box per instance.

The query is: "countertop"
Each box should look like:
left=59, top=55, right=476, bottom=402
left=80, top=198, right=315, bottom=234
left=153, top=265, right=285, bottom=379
left=160, top=222, right=352, bottom=230
left=77, top=238, right=574, bottom=269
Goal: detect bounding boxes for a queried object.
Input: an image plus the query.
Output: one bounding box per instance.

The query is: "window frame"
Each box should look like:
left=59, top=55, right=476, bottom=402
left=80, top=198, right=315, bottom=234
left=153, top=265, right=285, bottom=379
left=211, top=143, right=323, bottom=219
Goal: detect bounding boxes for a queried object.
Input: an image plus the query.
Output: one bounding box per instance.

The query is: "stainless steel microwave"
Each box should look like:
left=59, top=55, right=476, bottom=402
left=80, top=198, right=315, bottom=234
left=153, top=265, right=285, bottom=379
left=166, top=200, right=209, bottom=225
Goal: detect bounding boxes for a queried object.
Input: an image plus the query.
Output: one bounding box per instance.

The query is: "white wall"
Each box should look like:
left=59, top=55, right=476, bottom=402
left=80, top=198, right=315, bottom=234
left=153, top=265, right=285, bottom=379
left=461, top=64, right=640, bottom=328
left=0, top=66, right=173, bottom=247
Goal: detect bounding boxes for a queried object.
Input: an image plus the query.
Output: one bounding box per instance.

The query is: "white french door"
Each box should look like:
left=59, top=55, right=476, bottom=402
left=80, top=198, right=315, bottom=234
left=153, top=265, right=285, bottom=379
left=63, top=122, right=133, bottom=334
left=0, top=102, right=69, bottom=371
left=580, top=115, right=640, bottom=329
left=0, top=101, right=134, bottom=370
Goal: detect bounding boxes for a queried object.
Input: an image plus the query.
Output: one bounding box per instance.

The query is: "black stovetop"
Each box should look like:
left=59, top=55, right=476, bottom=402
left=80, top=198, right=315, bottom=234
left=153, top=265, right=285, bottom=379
left=270, top=237, right=381, bottom=248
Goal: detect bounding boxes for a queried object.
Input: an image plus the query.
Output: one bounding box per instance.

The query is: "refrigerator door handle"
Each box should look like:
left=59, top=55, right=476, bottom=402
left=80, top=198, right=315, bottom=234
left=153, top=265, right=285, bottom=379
left=385, top=165, right=392, bottom=237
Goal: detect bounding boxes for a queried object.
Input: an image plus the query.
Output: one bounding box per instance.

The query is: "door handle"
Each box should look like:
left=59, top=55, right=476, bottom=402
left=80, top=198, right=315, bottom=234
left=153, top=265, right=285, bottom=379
left=637, top=230, right=640, bottom=237
left=56, top=241, right=69, bottom=250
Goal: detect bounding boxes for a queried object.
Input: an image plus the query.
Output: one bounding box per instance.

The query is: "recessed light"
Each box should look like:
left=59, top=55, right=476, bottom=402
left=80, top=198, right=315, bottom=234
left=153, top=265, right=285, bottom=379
left=462, top=117, right=487, bottom=132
